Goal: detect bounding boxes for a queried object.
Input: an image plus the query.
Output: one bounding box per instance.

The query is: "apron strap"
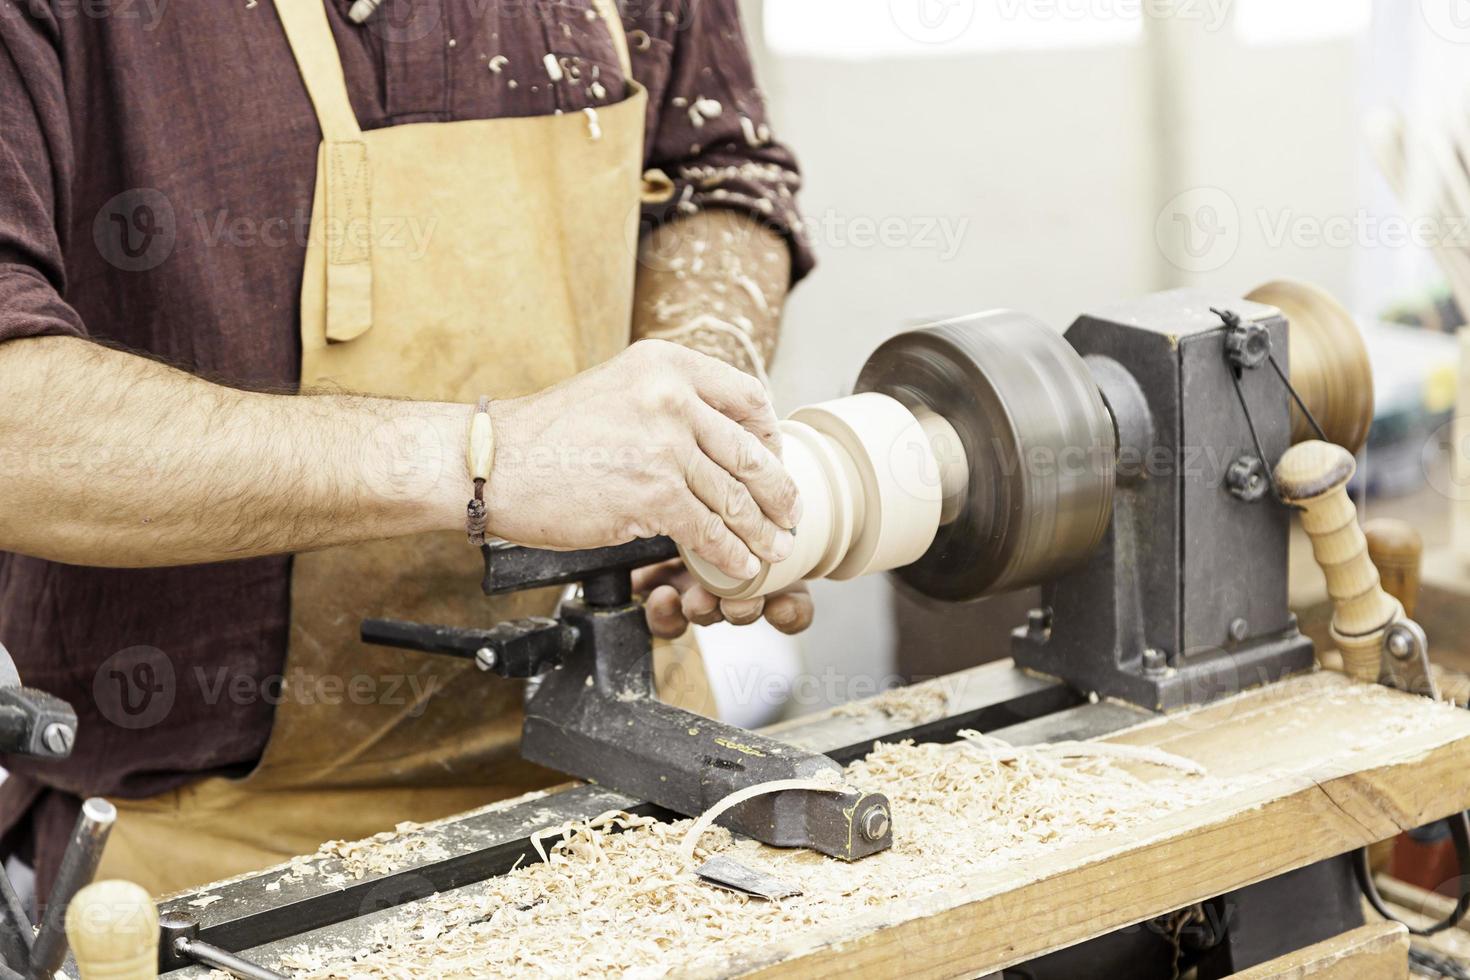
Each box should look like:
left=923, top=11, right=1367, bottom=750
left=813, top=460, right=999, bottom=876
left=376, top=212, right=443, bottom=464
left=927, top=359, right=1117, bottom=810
left=275, top=0, right=374, bottom=343
left=273, top=0, right=362, bottom=140
left=590, top=0, right=634, bottom=80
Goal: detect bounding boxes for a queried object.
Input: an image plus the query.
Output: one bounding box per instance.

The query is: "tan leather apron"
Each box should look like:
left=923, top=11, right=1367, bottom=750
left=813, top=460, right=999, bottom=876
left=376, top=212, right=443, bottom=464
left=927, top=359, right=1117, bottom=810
left=98, top=0, right=709, bottom=897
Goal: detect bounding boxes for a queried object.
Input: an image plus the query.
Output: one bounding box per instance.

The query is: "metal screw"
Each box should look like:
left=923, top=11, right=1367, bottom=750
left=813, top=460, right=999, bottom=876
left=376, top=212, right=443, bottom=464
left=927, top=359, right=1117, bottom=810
left=42, top=722, right=74, bottom=756
left=1228, top=618, right=1249, bottom=642
left=861, top=805, right=891, bottom=842
left=1386, top=627, right=1415, bottom=661
left=475, top=647, right=498, bottom=672
left=1142, top=648, right=1169, bottom=675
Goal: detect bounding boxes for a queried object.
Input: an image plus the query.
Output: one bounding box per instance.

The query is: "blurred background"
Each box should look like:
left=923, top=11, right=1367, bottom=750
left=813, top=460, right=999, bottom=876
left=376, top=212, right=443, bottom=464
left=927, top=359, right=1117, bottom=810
left=696, top=0, right=1470, bottom=726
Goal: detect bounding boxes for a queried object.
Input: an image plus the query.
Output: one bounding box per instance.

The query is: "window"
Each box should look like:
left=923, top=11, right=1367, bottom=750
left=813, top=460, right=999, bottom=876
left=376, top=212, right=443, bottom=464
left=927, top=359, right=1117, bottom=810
left=764, top=0, right=1143, bottom=58
left=1234, top=0, right=1373, bottom=45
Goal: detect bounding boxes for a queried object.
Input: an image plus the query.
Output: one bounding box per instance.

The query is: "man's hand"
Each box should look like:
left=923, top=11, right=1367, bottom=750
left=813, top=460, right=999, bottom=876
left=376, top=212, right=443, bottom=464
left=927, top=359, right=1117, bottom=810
left=634, top=559, right=814, bottom=638
left=486, top=340, right=800, bottom=581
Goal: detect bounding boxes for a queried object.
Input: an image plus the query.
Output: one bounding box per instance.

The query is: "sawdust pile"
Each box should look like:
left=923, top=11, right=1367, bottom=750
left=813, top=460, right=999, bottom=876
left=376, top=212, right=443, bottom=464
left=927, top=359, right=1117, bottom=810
left=262, top=823, right=451, bottom=893
left=835, top=676, right=954, bottom=725
left=277, top=732, right=1220, bottom=979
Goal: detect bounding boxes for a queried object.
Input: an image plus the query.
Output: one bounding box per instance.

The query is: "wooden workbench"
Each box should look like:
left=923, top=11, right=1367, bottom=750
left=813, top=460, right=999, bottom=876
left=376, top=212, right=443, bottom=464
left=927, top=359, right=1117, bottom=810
left=186, top=663, right=1470, bottom=979
left=714, top=669, right=1470, bottom=978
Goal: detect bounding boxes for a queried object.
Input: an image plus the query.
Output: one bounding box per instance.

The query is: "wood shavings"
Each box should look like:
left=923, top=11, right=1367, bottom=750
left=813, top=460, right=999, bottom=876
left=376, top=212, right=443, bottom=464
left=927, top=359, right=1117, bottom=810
left=271, top=821, right=450, bottom=890
left=488, top=55, right=508, bottom=74
left=836, top=679, right=952, bottom=725
left=956, top=730, right=1208, bottom=777
left=542, top=53, right=564, bottom=82
left=583, top=107, right=602, bottom=142
left=188, top=894, right=223, bottom=908
left=677, top=776, right=847, bottom=865
left=283, top=733, right=1224, bottom=979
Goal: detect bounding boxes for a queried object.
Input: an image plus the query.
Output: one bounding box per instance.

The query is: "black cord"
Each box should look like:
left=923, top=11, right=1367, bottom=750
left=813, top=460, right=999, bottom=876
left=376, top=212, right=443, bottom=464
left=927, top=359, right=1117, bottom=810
left=1267, top=352, right=1328, bottom=441
left=1226, top=366, right=1293, bottom=507
left=1357, top=809, right=1470, bottom=936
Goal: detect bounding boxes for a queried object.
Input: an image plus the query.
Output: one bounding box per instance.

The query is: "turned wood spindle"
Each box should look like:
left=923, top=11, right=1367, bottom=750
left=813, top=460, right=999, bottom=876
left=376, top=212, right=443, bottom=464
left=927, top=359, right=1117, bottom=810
left=1275, top=441, right=1400, bottom=683
left=1364, top=519, right=1423, bottom=620
left=65, top=879, right=159, bottom=980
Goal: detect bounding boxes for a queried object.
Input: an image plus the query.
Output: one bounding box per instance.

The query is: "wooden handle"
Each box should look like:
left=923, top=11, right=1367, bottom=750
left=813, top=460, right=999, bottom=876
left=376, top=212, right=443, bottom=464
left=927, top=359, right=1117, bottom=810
left=65, top=880, right=159, bottom=980
left=1276, top=441, right=1400, bottom=683
left=1364, top=519, right=1423, bottom=619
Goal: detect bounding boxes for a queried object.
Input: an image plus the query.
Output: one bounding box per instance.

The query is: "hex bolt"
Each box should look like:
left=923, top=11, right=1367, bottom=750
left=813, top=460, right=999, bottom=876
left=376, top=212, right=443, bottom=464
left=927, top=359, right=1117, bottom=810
left=475, top=647, right=498, bottom=672
left=1224, top=321, right=1271, bottom=369
left=1226, top=456, right=1268, bottom=503
left=42, top=722, right=74, bottom=756
left=1229, top=618, right=1249, bottom=642
left=1142, top=648, right=1169, bottom=675
left=861, top=805, right=891, bottom=842
left=1027, top=606, right=1053, bottom=641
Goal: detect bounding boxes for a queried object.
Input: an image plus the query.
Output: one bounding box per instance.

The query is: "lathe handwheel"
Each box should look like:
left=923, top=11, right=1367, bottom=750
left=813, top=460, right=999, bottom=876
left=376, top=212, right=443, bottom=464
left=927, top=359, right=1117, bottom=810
left=855, top=311, right=1116, bottom=602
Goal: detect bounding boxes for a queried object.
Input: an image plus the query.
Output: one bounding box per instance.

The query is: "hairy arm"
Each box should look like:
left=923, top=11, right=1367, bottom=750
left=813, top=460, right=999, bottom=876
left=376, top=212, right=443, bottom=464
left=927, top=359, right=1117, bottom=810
left=0, top=337, right=470, bottom=568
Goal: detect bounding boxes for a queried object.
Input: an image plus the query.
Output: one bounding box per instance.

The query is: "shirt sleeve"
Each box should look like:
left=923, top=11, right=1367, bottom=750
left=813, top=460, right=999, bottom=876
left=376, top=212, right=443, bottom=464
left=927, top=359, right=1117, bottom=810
left=0, top=6, right=85, bottom=345
left=627, top=0, right=816, bottom=283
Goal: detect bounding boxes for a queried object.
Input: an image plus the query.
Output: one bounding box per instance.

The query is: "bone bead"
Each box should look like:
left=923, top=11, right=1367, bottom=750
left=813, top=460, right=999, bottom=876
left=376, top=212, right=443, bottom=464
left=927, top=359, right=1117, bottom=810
left=467, top=408, right=495, bottom=482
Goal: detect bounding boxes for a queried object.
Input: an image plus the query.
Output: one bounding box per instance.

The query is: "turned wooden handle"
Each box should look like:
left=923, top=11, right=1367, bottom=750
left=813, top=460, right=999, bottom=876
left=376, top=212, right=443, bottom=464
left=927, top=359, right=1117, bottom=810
left=1276, top=441, right=1400, bottom=683
left=65, top=880, right=159, bottom=980
left=1364, top=519, right=1423, bottom=619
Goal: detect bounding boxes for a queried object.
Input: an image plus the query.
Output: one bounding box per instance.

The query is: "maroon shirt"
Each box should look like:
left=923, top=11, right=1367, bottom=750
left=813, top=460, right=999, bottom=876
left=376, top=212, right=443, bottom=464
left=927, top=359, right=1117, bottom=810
left=0, top=0, right=811, bottom=889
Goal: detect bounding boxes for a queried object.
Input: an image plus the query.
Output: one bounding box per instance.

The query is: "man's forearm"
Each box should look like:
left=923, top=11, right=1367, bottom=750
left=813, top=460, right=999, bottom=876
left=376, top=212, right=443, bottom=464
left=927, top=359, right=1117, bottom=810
left=0, top=337, right=470, bottom=568
left=632, top=210, right=793, bottom=377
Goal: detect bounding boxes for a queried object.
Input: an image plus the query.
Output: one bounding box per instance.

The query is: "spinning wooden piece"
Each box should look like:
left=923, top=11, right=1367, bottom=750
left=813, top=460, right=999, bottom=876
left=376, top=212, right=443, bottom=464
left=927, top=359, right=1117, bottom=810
left=684, top=312, right=1116, bottom=604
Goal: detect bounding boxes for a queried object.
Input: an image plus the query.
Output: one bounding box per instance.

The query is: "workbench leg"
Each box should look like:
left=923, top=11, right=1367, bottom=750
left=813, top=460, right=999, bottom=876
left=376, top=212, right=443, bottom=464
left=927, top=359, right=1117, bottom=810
left=1194, top=854, right=1365, bottom=978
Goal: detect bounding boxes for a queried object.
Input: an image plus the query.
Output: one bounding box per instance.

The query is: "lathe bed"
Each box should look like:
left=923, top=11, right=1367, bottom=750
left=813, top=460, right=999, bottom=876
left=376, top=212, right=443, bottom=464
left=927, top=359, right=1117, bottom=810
left=150, top=662, right=1470, bottom=979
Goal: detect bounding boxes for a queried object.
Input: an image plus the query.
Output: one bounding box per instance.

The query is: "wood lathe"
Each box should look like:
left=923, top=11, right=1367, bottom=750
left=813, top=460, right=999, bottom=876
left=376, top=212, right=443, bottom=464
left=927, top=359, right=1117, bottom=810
left=32, top=282, right=1470, bottom=979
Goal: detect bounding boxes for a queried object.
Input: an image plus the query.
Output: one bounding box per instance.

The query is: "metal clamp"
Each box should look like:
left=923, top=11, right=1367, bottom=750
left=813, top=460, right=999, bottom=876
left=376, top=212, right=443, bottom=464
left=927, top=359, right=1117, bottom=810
left=1380, top=618, right=1437, bottom=700
left=0, top=642, right=76, bottom=761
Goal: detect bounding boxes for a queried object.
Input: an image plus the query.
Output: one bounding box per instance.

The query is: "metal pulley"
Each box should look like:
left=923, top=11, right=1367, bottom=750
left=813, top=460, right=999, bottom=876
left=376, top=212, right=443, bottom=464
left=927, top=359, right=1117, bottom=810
left=855, top=311, right=1116, bottom=603
left=1245, top=279, right=1374, bottom=455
